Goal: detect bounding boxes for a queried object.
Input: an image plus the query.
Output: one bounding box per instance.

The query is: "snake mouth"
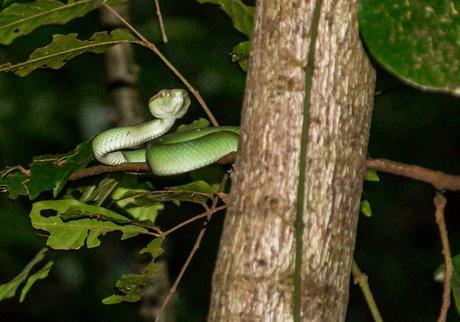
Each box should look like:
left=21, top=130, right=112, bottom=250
left=149, top=89, right=190, bottom=119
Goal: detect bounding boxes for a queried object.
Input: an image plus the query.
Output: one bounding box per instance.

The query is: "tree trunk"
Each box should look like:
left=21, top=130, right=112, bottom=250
left=208, top=0, right=375, bottom=321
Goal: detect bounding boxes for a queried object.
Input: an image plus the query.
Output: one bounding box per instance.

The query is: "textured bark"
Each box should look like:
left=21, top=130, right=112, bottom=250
left=208, top=0, right=375, bottom=321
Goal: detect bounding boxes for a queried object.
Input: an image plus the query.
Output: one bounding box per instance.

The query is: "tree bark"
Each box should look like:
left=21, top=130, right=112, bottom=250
left=208, top=0, right=375, bottom=321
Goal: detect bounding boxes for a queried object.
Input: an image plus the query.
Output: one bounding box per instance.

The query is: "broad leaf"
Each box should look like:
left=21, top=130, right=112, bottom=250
left=28, top=142, right=94, bottom=199
left=0, top=248, right=51, bottom=302
left=197, top=0, right=254, bottom=36
left=30, top=199, right=148, bottom=249
left=359, top=0, right=460, bottom=95
left=0, top=0, right=101, bottom=45
left=0, top=29, right=136, bottom=76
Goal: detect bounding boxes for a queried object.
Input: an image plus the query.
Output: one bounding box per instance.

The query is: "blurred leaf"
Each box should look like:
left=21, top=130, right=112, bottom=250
left=197, top=0, right=254, bottom=36
left=0, top=167, right=29, bottom=199
left=104, top=238, right=163, bottom=304
left=359, top=1, right=460, bottom=95
left=231, top=41, right=249, bottom=71
left=0, top=0, right=102, bottom=45
left=28, top=142, right=94, bottom=199
left=0, top=29, right=136, bottom=76
left=30, top=199, right=148, bottom=250
left=0, top=248, right=50, bottom=302
left=448, top=255, right=460, bottom=314
left=113, top=187, right=164, bottom=223
left=19, top=261, right=54, bottom=302
left=360, top=199, right=373, bottom=217
left=176, top=118, right=210, bottom=132
left=365, top=169, right=380, bottom=182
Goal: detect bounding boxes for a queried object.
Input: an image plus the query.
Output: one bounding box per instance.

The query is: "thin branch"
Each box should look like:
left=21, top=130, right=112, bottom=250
left=434, top=192, right=452, bottom=322
left=154, top=0, right=168, bottom=43
left=163, top=205, right=227, bottom=236
left=102, top=2, right=219, bottom=127
left=351, top=260, right=383, bottom=322
left=68, top=152, right=236, bottom=181
left=154, top=175, right=229, bottom=322
left=68, top=162, right=150, bottom=181
left=367, top=159, right=460, bottom=191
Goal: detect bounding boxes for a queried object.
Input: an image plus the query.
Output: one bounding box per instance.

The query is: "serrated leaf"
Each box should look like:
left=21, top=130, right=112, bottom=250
left=365, top=169, right=380, bottom=182
left=0, top=0, right=103, bottom=45
left=231, top=41, right=249, bottom=71
left=360, top=199, right=373, bottom=217
left=19, top=261, right=53, bottom=302
left=28, top=142, right=94, bottom=199
left=0, top=167, right=29, bottom=199
left=0, top=29, right=136, bottom=76
left=30, top=199, right=148, bottom=250
left=359, top=0, right=460, bottom=95
left=0, top=248, right=49, bottom=302
left=197, top=0, right=254, bottom=36
left=176, top=118, right=210, bottom=132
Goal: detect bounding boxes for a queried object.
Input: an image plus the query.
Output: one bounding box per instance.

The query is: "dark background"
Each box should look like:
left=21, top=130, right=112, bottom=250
left=0, top=1, right=459, bottom=321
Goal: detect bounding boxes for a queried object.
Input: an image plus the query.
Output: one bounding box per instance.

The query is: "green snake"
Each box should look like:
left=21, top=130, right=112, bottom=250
left=92, top=89, right=239, bottom=175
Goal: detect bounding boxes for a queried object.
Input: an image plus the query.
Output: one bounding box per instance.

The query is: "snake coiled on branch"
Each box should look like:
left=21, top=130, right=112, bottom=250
left=92, top=89, right=239, bottom=175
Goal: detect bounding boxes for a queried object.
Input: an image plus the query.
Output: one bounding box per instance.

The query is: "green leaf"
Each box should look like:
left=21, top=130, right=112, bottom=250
left=0, top=0, right=104, bottom=45
left=0, top=248, right=49, bottom=302
left=231, top=41, right=250, bottom=71
left=28, top=142, right=94, bottom=199
left=19, top=261, right=54, bottom=302
left=197, top=0, right=254, bottom=36
left=359, top=1, right=460, bottom=95
left=0, top=29, right=136, bottom=76
left=176, top=118, right=210, bottom=132
left=171, top=180, right=218, bottom=195
left=0, top=167, right=29, bottom=199
left=30, top=199, right=148, bottom=250
left=435, top=254, right=460, bottom=314
left=139, top=238, right=164, bottom=276
left=103, top=238, right=163, bottom=304
left=360, top=199, right=373, bottom=217
left=102, top=274, right=150, bottom=304
left=365, top=169, right=380, bottom=182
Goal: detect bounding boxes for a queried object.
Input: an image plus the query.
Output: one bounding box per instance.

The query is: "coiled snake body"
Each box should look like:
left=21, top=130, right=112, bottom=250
left=92, top=89, right=239, bottom=175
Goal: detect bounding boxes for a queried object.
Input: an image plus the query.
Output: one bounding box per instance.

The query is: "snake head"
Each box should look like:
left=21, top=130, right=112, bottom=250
left=149, top=89, right=190, bottom=119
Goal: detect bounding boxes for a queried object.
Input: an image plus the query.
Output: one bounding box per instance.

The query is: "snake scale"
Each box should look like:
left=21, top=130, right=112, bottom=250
left=92, top=89, right=239, bottom=175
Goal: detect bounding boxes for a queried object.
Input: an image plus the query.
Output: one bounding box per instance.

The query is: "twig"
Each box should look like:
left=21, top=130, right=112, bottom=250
left=154, top=0, right=168, bottom=43
left=434, top=192, right=452, bottom=322
left=351, top=260, right=384, bottom=322
left=163, top=205, right=227, bottom=236
left=68, top=162, right=151, bottom=181
left=102, top=2, right=219, bottom=127
left=367, top=159, right=460, bottom=191
left=154, top=174, right=229, bottom=322
left=68, top=152, right=236, bottom=181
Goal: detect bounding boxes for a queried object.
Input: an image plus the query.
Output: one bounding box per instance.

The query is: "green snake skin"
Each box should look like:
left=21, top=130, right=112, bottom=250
left=92, top=89, right=239, bottom=175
